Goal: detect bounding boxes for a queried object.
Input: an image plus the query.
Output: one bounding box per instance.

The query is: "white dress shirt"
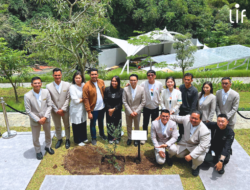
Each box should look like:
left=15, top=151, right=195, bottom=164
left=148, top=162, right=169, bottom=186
left=32, top=89, right=42, bottom=107
left=199, top=94, right=208, bottom=105
left=93, top=82, right=105, bottom=111
left=222, top=89, right=231, bottom=105
left=69, top=83, right=87, bottom=124
left=54, top=81, right=62, bottom=93
left=160, top=119, right=168, bottom=135
left=131, top=85, right=137, bottom=101
left=190, top=124, right=198, bottom=138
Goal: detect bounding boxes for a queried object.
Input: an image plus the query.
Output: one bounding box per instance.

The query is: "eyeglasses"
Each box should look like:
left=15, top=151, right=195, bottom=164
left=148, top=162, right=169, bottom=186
left=147, top=74, right=154, bottom=77
left=222, top=83, right=229, bottom=85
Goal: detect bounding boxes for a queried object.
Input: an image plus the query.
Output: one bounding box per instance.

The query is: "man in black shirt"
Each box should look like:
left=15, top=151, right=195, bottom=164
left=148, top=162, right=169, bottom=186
left=204, top=114, right=235, bottom=174
left=178, top=73, right=198, bottom=141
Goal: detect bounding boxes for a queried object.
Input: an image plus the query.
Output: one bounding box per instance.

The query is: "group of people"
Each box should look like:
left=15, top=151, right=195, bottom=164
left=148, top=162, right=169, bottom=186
left=24, top=67, right=239, bottom=177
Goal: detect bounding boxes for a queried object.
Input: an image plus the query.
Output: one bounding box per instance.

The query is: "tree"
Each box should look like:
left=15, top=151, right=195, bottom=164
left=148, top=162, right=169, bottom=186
left=173, top=33, right=197, bottom=79
left=26, top=0, right=117, bottom=81
left=127, top=30, right=166, bottom=70
left=0, top=38, right=28, bottom=103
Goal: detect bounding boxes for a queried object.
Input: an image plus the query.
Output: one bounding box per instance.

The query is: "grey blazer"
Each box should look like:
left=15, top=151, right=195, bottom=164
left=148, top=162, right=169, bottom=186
left=151, top=119, right=179, bottom=151
left=170, top=115, right=211, bottom=159
left=46, top=81, right=71, bottom=113
left=197, top=92, right=216, bottom=122
left=24, top=89, right=52, bottom=126
left=122, top=85, right=146, bottom=115
left=216, top=89, right=240, bottom=125
left=140, top=80, right=163, bottom=109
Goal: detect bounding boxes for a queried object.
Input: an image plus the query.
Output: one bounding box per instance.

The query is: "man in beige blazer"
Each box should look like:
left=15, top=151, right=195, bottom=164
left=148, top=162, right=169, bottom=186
left=24, top=77, right=54, bottom=160
left=46, top=68, right=71, bottom=149
left=122, top=74, right=146, bottom=147
left=216, top=77, right=240, bottom=130
left=170, top=110, right=211, bottom=176
left=151, top=109, right=179, bottom=166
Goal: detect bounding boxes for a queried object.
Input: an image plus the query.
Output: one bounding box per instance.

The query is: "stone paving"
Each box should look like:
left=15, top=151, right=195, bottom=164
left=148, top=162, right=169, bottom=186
left=1, top=111, right=250, bottom=129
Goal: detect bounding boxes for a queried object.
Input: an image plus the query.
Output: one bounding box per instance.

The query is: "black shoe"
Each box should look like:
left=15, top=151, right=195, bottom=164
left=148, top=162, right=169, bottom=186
left=100, top=134, right=107, bottom=140
left=55, top=139, right=62, bottom=149
left=45, top=147, right=55, bottom=155
left=218, top=166, right=225, bottom=174
left=65, top=139, right=70, bottom=149
left=165, top=152, right=173, bottom=166
left=36, top=152, right=43, bottom=160
left=177, top=135, right=182, bottom=142
left=134, top=140, right=138, bottom=147
left=192, top=166, right=200, bottom=176
left=127, top=139, right=132, bottom=145
left=92, top=139, right=97, bottom=145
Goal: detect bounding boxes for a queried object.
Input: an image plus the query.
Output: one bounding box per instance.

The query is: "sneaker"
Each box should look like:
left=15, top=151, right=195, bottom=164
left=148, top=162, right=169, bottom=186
left=92, top=139, right=97, bottom=145
left=192, top=166, right=200, bottom=176
left=78, top=142, right=85, bottom=146
left=109, top=140, right=114, bottom=144
left=83, top=139, right=88, bottom=143
left=140, top=140, right=146, bottom=145
left=99, top=134, right=108, bottom=140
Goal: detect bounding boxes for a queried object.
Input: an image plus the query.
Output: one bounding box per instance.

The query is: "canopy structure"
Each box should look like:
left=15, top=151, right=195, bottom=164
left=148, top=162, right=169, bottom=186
left=148, top=45, right=250, bottom=71
left=102, top=27, right=183, bottom=74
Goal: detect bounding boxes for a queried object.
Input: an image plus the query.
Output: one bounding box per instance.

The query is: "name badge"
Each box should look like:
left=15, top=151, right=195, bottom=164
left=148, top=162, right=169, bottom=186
left=170, top=128, right=173, bottom=131
left=43, top=98, right=46, bottom=101
left=63, top=90, right=67, bottom=92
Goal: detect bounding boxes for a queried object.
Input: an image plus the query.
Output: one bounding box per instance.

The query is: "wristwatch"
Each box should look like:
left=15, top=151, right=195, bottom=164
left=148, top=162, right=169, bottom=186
left=219, top=159, right=224, bottom=163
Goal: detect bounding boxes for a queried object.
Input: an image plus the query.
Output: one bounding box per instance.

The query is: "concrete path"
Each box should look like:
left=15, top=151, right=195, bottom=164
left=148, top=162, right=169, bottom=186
left=0, top=131, right=54, bottom=190
left=1, top=77, right=250, bottom=88
left=1, top=111, right=250, bottom=129
left=40, top=175, right=184, bottom=190
left=199, top=140, right=250, bottom=190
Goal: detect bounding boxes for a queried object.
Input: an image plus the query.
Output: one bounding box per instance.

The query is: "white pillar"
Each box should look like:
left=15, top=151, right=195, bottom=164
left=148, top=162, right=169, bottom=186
left=121, top=60, right=129, bottom=74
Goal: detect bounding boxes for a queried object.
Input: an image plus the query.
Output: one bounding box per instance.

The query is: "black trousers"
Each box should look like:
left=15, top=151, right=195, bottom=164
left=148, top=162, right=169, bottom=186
left=106, top=110, right=122, bottom=141
left=204, top=152, right=230, bottom=166
left=178, top=110, right=190, bottom=136
left=143, top=107, right=159, bottom=134
left=72, top=121, right=87, bottom=144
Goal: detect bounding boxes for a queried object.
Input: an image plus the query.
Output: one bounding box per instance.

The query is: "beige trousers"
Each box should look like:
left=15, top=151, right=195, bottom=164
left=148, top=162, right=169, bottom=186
left=176, top=148, right=206, bottom=169
left=155, top=144, right=177, bottom=165
left=51, top=111, right=70, bottom=139
left=126, top=114, right=141, bottom=139
left=31, top=121, right=51, bottom=153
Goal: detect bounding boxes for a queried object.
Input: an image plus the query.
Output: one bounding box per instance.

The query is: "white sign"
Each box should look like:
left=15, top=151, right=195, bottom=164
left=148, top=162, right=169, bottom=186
left=131, top=130, right=147, bottom=141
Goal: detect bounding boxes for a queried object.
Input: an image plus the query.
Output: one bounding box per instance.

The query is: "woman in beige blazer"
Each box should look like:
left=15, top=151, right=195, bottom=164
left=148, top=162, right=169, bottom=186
left=160, top=76, right=182, bottom=115
left=197, top=81, right=216, bottom=123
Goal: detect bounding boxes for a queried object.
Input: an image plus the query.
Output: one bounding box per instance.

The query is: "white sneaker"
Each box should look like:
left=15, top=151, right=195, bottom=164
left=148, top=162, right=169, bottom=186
left=83, top=139, right=88, bottom=143
left=140, top=140, right=146, bottom=145
left=121, top=131, right=124, bottom=136
left=109, top=140, right=114, bottom=144
left=78, top=142, right=85, bottom=146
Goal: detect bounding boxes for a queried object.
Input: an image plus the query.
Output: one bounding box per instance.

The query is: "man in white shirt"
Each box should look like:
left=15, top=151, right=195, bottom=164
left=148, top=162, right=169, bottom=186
left=151, top=110, right=178, bottom=166
left=46, top=68, right=71, bottom=149
left=140, top=70, right=163, bottom=145
left=216, top=77, right=240, bottom=130
left=24, top=77, right=54, bottom=160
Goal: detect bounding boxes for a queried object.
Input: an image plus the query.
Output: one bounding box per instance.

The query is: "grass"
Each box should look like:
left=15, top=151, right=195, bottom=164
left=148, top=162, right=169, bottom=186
left=1, top=87, right=250, bottom=112
left=0, top=126, right=249, bottom=190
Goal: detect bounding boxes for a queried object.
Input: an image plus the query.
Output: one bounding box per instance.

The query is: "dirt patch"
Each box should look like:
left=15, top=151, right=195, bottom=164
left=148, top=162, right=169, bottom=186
left=64, top=145, right=167, bottom=175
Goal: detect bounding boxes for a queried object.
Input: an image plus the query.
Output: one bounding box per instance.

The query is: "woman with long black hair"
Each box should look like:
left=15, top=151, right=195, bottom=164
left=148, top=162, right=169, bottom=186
left=197, top=81, right=216, bottom=123
left=104, top=76, right=124, bottom=144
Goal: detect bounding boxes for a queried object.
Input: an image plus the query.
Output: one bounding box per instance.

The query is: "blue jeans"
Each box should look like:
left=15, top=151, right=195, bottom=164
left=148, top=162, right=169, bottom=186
left=90, top=108, right=105, bottom=139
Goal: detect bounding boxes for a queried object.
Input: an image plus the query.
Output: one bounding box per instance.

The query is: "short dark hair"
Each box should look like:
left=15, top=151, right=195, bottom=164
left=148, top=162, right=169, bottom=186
left=53, top=68, right=62, bottom=74
left=221, top=77, right=231, bottom=83
left=184, top=73, right=193, bottom=79
left=218, top=114, right=228, bottom=120
left=190, top=109, right=202, bottom=120
left=147, top=70, right=156, bottom=75
left=90, top=68, right=98, bottom=74
left=161, top=109, right=170, bottom=115
left=129, top=74, right=138, bottom=80
left=31, top=77, right=42, bottom=83
left=72, top=71, right=83, bottom=84
left=165, top=76, right=176, bottom=89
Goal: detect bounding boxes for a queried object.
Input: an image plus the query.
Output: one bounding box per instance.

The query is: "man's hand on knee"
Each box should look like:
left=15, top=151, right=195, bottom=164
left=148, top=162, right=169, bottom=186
left=159, top=151, right=165, bottom=158
left=185, top=154, right=192, bottom=162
